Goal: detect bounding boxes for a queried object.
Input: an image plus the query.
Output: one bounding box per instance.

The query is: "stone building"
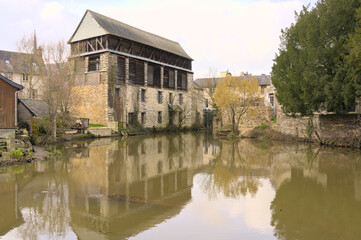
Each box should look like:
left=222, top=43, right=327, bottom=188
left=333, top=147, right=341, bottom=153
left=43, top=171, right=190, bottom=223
left=0, top=33, right=43, bottom=99
left=194, top=72, right=275, bottom=128
left=68, top=10, right=202, bottom=130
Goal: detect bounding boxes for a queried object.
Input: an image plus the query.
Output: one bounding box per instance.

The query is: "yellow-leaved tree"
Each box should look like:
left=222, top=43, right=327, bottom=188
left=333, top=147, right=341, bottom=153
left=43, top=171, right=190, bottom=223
left=214, top=75, right=259, bottom=134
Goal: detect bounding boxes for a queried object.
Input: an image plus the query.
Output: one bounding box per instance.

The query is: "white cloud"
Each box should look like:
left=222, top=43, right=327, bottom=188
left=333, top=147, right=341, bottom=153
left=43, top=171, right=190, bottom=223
left=41, top=1, right=65, bottom=19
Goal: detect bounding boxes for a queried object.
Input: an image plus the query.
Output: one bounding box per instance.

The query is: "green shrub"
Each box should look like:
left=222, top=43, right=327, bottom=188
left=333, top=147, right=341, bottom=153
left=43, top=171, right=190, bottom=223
left=89, top=123, right=106, bottom=128
left=255, top=123, right=269, bottom=130
left=271, top=116, right=277, bottom=123
left=9, top=149, right=24, bottom=161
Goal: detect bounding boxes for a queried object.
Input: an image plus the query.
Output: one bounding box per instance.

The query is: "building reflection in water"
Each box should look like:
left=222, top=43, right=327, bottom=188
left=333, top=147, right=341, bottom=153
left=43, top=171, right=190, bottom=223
left=0, top=133, right=361, bottom=239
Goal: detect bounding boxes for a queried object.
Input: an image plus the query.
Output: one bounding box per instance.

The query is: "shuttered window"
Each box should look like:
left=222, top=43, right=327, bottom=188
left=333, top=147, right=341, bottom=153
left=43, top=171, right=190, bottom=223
left=169, top=69, right=175, bottom=89
left=148, top=63, right=161, bottom=88
left=163, top=68, right=169, bottom=88
left=117, top=57, right=125, bottom=84
left=129, top=59, right=144, bottom=86
left=177, top=71, right=187, bottom=90
left=88, top=55, right=100, bottom=72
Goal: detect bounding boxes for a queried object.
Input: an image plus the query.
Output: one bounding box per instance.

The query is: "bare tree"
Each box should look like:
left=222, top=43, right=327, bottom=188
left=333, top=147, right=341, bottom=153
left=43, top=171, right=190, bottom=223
left=40, top=40, right=76, bottom=141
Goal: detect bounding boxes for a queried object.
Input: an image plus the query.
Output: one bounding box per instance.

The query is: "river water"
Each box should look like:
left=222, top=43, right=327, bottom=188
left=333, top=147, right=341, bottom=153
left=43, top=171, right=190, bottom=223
left=0, top=132, right=360, bottom=240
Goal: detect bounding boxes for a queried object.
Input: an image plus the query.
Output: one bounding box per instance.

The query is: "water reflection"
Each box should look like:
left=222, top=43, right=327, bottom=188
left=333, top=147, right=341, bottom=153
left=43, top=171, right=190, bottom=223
left=0, top=133, right=360, bottom=239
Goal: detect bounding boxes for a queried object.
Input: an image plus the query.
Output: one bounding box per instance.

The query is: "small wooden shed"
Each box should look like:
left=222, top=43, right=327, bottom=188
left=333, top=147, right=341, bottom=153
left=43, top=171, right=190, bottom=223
left=0, top=74, right=23, bottom=129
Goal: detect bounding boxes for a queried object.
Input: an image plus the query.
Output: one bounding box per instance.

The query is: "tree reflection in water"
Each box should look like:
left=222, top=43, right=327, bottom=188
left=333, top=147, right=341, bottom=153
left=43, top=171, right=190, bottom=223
left=201, top=140, right=261, bottom=199
left=17, top=153, right=71, bottom=240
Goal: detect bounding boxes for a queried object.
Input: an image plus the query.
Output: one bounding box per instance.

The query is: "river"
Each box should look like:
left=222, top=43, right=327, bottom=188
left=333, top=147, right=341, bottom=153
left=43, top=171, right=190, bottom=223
left=0, top=132, right=360, bottom=240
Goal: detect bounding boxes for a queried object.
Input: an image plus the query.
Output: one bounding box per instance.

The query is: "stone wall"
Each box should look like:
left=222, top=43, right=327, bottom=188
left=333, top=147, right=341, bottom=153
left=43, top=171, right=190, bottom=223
left=318, top=114, right=360, bottom=147
left=240, top=105, right=272, bottom=128
left=274, top=107, right=361, bottom=148
left=0, top=129, right=15, bottom=153
left=70, top=52, right=203, bottom=130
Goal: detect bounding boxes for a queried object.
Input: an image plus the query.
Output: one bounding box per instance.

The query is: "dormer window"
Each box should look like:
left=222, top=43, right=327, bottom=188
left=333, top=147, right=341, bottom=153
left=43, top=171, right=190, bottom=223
left=23, top=74, right=29, bottom=81
left=88, top=55, right=100, bottom=72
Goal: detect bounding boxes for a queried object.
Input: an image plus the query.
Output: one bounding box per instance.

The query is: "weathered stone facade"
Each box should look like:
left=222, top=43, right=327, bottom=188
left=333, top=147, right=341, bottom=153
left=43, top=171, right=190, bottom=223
left=71, top=53, right=202, bottom=130
left=273, top=103, right=361, bottom=148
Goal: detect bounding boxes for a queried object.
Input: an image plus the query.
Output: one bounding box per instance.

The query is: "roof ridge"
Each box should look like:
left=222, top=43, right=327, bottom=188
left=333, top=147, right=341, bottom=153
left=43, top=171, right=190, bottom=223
left=88, top=9, right=181, bottom=45
left=0, top=50, right=32, bottom=55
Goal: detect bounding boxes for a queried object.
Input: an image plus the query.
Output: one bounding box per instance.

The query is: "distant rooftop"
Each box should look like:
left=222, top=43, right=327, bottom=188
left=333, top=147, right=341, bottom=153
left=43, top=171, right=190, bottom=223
left=194, top=74, right=271, bottom=89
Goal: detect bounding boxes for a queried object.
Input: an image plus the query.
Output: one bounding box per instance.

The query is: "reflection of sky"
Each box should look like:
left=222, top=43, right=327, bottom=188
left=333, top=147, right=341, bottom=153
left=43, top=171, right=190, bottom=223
left=130, top=174, right=276, bottom=240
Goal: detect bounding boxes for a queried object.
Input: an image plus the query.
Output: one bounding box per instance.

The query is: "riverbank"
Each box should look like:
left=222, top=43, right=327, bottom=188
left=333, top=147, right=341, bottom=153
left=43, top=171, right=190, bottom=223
left=242, top=126, right=361, bottom=149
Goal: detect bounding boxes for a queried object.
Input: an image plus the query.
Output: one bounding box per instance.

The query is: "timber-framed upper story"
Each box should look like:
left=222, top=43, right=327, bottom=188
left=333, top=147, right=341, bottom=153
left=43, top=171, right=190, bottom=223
left=68, top=10, right=193, bottom=72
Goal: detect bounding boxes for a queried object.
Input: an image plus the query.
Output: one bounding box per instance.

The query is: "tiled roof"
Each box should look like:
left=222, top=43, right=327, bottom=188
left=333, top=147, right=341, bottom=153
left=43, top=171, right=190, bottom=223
left=0, top=50, right=36, bottom=74
left=194, top=75, right=271, bottom=89
left=69, top=10, right=193, bottom=60
left=19, top=98, right=49, bottom=117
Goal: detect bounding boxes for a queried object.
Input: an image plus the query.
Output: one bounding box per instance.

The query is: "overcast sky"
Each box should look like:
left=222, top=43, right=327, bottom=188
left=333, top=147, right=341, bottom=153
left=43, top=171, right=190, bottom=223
left=0, top=0, right=317, bottom=78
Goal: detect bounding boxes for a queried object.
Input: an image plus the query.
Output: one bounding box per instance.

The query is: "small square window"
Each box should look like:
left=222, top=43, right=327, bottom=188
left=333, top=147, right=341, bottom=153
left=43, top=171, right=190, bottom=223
left=158, top=91, right=163, bottom=104
left=141, top=112, right=146, bottom=125
left=169, top=93, right=173, bottom=104
left=141, top=89, right=146, bottom=102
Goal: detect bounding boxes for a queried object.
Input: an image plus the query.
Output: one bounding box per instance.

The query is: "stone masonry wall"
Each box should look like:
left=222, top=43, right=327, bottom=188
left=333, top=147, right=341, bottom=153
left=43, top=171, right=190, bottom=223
left=274, top=104, right=361, bottom=148
left=70, top=51, right=202, bottom=130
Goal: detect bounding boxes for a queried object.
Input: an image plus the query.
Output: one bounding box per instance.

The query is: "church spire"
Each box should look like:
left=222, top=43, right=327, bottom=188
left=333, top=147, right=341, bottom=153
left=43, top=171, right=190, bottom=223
left=33, top=30, right=37, bottom=54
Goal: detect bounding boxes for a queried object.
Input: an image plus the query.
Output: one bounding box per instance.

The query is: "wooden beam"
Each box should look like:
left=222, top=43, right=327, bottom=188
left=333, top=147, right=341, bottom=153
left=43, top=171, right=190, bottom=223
left=87, top=40, right=95, bottom=52
left=128, top=42, right=133, bottom=54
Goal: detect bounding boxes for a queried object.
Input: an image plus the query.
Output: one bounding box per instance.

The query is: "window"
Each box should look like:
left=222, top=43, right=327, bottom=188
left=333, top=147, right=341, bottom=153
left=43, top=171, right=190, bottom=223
left=163, top=68, right=169, bottom=88
left=29, top=89, right=37, bottom=99
left=177, top=71, right=187, bottom=90
left=6, top=72, right=12, bottom=80
left=115, top=88, right=120, bottom=97
left=141, top=89, right=146, bottom=102
left=169, top=69, right=175, bottom=89
left=88, top=55, right=100, bottom=71
left=163, top=68, right=175, bottom=89
left=129, top=59, right=144, bottom=85
left=179, top=93, right=183, bottom=105
left=205, top=99, right=209, bottom=108
left=147, top=63, right=161, bottom=87
left=117, top=57, right=125, bottom=84
left=169, top=93, right=173, bottom=104
left=4, top=59, right=9, bottom=64
left=128, top=112, right=137, bottom=124
left=158, top=91, right=163, bottom=104
left=22, top=74, right=29, bottom=81
left=141, top=112, right=146, bottom=125
left=269, top=93, right=274, bottom=107
left=158, top=111, right=162, bottom=124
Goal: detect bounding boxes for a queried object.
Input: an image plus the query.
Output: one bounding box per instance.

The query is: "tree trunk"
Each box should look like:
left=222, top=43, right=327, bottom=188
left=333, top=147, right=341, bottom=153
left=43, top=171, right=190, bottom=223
left=52, top=114, right=57, bottom=141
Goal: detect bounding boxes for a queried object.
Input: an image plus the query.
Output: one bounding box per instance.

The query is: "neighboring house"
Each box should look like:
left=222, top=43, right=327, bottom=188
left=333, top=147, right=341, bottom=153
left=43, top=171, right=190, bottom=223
left=194, top=72, right=275, bottom=128
left=18, top=98, right=49, bottom=132
left=194, top=72, right=275, bottom=111
left=0, top=36, right=43, bottom=100
left=0, top=74, right=23, bottom=151
left=68, top=10, right=202, bottom=129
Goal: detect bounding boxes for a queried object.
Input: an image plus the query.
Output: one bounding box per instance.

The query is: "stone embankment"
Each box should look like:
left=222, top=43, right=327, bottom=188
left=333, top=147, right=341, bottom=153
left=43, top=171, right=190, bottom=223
left=244, top=113, right=361, bottom=149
